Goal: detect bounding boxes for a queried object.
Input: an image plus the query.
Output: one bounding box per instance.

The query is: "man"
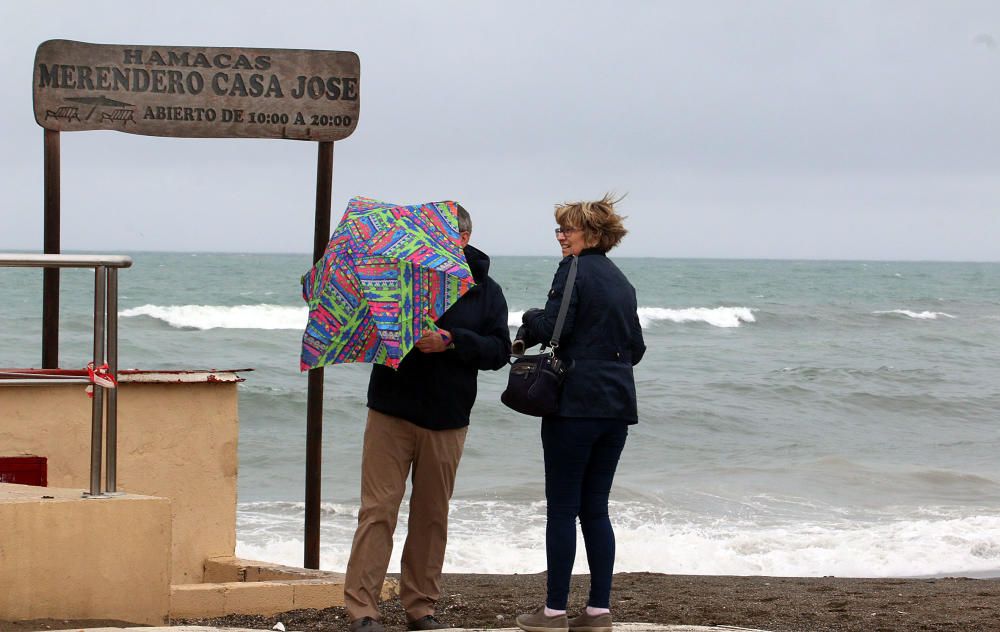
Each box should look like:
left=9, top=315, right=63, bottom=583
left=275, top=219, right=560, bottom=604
left=345, top=204, right=512, bottom=632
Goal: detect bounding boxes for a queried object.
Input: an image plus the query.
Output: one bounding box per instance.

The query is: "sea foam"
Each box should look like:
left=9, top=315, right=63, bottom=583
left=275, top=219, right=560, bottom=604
left=235, top=500, right=1000, bottom=578
left=637, top=306, right=755, bottom=328
left=873, top=310, right=956, bottom=320
left=509, top=307, right=756, bottom=329
left=123, top=303, right=756, bottom=331
left=120, top=304, right=307, bottom=330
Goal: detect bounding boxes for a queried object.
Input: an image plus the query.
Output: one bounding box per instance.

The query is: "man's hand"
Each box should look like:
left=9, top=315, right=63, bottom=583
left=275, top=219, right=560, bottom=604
left=415, top=329, right=452, bottom=353
left=522, top=308, right=544, bottom=324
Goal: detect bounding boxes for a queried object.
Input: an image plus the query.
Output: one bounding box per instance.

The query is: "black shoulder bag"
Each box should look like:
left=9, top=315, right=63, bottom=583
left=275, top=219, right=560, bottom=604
left=500, top=256, right=578, bottom=417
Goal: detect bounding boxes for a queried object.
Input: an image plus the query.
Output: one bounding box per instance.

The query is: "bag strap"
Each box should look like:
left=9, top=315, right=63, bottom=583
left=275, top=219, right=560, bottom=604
left=549, top=255, right=579, bottom=350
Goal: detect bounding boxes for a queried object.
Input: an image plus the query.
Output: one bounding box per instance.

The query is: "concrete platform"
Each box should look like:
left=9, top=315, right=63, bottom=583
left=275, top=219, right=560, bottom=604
left=0, top=483, right=171, bottom=625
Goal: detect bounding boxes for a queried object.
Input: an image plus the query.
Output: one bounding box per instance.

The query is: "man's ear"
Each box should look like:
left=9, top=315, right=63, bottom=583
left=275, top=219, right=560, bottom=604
left=459, top=231, right=471, bottom=248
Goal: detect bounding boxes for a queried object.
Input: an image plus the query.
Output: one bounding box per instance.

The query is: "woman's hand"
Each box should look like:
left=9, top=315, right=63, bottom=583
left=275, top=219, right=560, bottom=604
left=514, top=322, right=541, bottom=352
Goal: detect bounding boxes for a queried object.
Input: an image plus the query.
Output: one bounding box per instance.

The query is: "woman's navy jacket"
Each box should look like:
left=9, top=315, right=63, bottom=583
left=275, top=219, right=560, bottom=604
left=522, top=248, right=646, bottom=423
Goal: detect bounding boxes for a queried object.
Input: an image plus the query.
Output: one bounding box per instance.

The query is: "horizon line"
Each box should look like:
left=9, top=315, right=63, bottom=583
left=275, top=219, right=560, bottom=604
left=1, top=247, right=998, bottom=265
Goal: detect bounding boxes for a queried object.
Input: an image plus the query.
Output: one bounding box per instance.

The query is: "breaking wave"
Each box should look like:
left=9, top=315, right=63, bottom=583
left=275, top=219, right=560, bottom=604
left=120, top=304, right=307, bottom=330
left=236, top=499, right=1000, bottom=578
left=873, top=310, right=957, bottom=320
left=637, top=307, right=756, bottom=328
left=123, top=303, right=758, bottom=332
left=508, top=307, right=756, bottom=329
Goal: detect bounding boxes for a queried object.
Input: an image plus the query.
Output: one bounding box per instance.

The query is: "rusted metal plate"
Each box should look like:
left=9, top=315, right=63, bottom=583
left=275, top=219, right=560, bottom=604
left=0, top=456, right=48, bottom=487
left=33, top=39, right=359, bottom=141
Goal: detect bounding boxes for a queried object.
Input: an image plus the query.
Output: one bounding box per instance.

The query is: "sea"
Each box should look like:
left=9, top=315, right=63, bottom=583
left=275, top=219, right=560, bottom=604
left=3, top=252, right=1000, bottom=579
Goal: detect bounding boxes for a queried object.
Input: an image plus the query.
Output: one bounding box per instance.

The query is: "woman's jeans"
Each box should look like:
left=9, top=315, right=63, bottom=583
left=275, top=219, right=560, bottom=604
left=541, top=417, right=629, bottom=610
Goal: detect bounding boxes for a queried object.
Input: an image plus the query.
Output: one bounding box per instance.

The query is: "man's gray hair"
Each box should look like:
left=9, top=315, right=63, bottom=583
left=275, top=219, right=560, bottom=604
left=456, top=203, right=472, bottom=234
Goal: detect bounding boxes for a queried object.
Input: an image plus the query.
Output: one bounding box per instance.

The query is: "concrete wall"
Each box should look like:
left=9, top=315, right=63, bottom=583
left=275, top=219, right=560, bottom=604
left=0, top=483, right=171, bottom=625
left=0, top=373, right=241, bottom=584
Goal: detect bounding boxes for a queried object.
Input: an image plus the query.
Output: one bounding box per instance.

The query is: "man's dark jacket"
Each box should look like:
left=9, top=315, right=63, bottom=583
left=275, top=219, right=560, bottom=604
left=522, top=248, right=646, bottom=422
left=367, top=245, right=511, bottom=430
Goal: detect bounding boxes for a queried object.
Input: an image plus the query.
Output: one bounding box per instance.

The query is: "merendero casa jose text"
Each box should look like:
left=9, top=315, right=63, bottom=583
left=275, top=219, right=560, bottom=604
left=38, top=49, right=358, bottom=125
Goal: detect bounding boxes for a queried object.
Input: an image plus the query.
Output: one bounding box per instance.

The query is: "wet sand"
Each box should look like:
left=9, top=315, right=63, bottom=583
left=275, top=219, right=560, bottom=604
left=5, top=572, right=999, bottom=632
left=189, top=571, right=1000, bottom=632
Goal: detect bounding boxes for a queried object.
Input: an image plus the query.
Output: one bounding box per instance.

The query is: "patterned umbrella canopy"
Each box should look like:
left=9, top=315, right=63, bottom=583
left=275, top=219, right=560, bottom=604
left=300, top=196, right=476, bottom=371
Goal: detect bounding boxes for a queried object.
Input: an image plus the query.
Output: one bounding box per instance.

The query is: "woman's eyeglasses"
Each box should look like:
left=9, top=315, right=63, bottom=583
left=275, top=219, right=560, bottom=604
left=554, top=227, right=579, bottom=236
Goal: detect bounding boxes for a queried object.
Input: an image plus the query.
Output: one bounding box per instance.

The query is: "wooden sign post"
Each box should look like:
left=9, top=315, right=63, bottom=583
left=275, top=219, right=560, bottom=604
left=33, top=39, right=359, bottom=568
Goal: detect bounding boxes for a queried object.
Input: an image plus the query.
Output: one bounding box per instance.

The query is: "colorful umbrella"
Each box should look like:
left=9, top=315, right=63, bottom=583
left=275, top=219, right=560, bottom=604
left=300, top=196, right=476, bottom=371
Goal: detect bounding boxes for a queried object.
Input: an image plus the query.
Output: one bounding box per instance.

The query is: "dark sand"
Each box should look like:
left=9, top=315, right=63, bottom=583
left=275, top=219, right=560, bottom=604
left=5, top=572, right=999, bottom=632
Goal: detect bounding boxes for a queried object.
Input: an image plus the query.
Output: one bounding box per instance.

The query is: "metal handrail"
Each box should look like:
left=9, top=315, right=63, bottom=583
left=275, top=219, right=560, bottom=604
left=0, top=254, right=132, bottom=268
left=0, top=252, right=132, bottom=497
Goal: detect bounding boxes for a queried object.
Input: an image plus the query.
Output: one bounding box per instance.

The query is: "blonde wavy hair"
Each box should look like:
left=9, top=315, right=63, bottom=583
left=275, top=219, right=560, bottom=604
left=554, top=193, right=628, bottom=252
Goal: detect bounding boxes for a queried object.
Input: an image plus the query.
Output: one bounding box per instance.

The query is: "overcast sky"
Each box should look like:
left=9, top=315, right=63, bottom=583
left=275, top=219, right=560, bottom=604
left=2, top=1, right=998, bottom=260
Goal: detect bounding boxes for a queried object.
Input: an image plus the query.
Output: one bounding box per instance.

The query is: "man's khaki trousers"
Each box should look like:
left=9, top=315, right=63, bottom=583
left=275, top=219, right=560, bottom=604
left=344, top=410, right=468, bottom=622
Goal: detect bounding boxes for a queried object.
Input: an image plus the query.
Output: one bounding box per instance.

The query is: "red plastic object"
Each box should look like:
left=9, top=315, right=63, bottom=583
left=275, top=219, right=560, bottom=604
left=0, top=456, right=48, bottom=487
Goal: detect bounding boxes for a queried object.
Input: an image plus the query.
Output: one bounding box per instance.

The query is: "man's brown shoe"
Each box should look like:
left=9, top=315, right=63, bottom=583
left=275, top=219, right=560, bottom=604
left=568, top=611, right=612, bottom=632
left=515, top=606, right=569, bottom=632
left=349, top=617, right=385, bottom=632
left=408, top=615, right=451, bottom=631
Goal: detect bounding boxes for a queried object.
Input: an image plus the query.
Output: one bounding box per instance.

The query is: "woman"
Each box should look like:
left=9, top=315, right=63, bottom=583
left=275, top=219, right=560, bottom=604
left=515, top=194, right=646, bottom=632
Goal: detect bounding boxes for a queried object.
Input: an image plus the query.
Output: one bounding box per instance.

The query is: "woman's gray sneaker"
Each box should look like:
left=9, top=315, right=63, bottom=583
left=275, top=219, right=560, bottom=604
left=568, top=611, right=613, bottom=632
left=515, top=606, right=569, bottom=632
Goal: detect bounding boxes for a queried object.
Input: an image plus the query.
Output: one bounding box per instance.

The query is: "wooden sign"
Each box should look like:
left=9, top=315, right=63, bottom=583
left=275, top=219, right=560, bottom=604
left=33, top=39, right=360, bottom=141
